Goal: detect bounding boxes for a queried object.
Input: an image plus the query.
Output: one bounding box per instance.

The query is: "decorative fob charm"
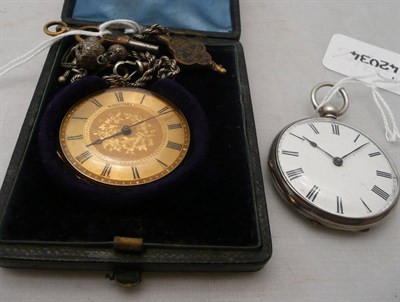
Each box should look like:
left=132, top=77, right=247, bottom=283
left=269, top=82, right=399, bottom=231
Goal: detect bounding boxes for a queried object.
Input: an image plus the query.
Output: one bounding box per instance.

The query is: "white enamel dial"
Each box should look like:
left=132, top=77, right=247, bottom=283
left=271, top=117, right=399, bottom=230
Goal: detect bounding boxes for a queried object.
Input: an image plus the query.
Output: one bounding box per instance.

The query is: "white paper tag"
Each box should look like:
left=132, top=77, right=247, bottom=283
left=323, top=34, right=400, bottom=95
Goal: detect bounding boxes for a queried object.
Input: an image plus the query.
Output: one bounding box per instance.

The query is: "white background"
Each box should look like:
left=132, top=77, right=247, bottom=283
left=0, top=1, right=399, bottom=301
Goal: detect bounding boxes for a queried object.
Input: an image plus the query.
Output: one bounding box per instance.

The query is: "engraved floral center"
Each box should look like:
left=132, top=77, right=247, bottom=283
left=85, top=104, right=167, bottom=164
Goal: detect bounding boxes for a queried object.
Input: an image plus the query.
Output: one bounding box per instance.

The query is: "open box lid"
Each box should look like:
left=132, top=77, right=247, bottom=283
left=61, top=0, right=241, bottom=40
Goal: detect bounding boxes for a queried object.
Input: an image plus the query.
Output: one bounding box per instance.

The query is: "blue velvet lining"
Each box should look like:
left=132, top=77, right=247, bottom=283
left=72, top=0, right=232, bottom=33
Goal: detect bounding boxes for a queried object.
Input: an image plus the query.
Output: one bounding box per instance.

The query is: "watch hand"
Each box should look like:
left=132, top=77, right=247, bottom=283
left=126, top=109, right=175, bottom=128
left=86, top=131, right=123, bottom=147
left=302, top=136, right=335, bottom=159
left=86, top=109, right=175, bottom=147
left=340, top=142, right=370, bottom=160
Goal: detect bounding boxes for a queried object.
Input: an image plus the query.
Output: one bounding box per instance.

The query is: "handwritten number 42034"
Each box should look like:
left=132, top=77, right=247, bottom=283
left=350, top=51, right=399, bottom=74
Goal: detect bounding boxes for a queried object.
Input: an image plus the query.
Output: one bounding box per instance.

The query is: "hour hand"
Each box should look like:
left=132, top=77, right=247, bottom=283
left=302, top=136, right=335, bottom=159
left=86, top=139, right=103, bottom=147
left=86, top=128, right=126, bottom=147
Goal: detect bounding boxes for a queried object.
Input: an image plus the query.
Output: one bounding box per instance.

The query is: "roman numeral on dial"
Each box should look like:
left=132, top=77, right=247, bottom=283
left=285, top=168, right=304, bottom=181
left=371, top=185, right=390, bottom=201
left=76, top=150, right=92, bottom=164
left=369, top=151, right=381, bottom=157
left=90, top=99, right=102, bottom=108
left=360, top=198, right=372, bottom=213
left=306, top=185, right=320, bottom=202
left=67, top=135, right=83, bottom=140
left=336, top=197, right=344, bottom=214
left=331, top=124, right=340, bottom=135
left=166, top=141, right=182, bottom=151
left=168, top=123, right=182, bottom=130
left=158, top=106, right=169, bottom=114
left=115, top=91, right=124, bottom=102
left=376, top=170, right=392, bottom=179
left=282, top=150, right=299, bottom=157
left=309, top=123, right=319, bottom=134
left=156, top=159, right=168, bottom=168
left=101, top=164, right=112, bottom=177
left=131, top=166, right=140, bottom=179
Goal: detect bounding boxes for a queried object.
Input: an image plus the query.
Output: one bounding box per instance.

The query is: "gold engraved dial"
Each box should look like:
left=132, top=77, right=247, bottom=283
left=59, top=87, right=190, bottom=186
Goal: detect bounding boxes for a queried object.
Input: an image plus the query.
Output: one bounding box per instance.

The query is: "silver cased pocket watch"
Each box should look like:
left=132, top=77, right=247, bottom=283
left=269, top=82, right=399, bottom=231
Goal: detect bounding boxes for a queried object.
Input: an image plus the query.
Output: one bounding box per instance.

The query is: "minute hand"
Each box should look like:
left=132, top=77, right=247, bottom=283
left=86, top=109, right=175, bottom=147
left=340, top=142, right=370, bottom=160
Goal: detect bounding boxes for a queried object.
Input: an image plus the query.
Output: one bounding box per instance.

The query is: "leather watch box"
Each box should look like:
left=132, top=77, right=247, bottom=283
left=0, top=0, right=272, bottom=285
